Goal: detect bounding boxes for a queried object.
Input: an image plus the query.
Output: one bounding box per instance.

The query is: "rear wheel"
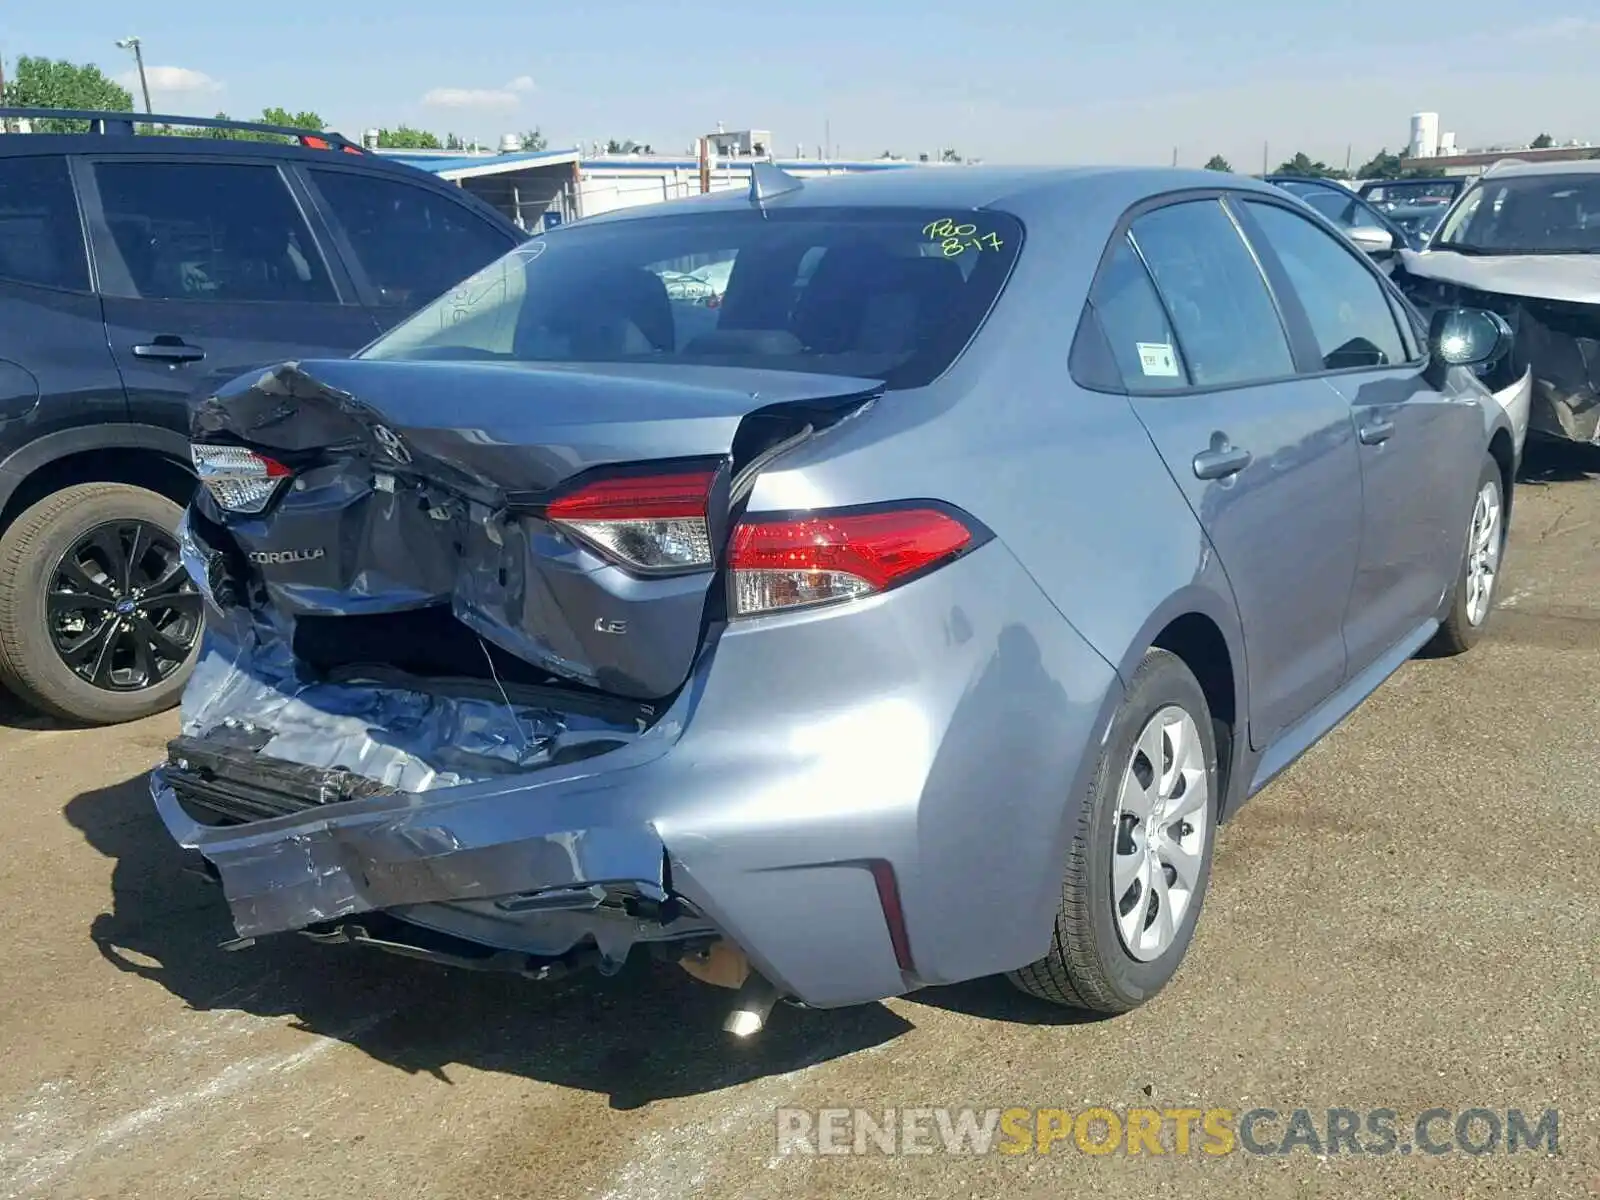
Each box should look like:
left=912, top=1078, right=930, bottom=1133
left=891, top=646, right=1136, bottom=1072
left=1426, top=457, right=1505, bottom=657
left=0, top=484, right=203, bottom=725
left=1009, top=648, right=1218, bottom=1014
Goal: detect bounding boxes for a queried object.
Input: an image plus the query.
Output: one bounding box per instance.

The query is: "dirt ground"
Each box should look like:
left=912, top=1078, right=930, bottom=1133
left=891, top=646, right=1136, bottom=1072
left=2, top=446, right=1597, bottom=1200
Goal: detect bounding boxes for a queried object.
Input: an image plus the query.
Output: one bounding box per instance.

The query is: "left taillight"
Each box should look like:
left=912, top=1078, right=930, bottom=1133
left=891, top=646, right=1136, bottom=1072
left=728, top=504, right=981, bottom=617
left=190, top=444, right=293, bottom=515
left=545, top=468, right=717, bottom=573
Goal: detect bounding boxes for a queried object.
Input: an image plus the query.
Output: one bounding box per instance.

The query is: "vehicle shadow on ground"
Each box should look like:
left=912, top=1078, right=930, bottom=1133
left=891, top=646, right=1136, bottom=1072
left=1516, top=439, right=1600, bottom=485
left=64, top=773, right=918, bottom=1111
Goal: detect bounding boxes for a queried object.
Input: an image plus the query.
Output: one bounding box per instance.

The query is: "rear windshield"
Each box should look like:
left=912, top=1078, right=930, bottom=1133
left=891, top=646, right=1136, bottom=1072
left=359, top=205, right=1024, bottom=390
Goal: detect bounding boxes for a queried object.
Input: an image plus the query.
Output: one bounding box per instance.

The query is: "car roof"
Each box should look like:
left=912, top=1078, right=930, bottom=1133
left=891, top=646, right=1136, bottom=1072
left=1360, top=176, right=1459, bottom=186
left=0, top=129, right=424, bottom=172
left=1480, top=158, right=1600, bottom=180
left=573, top=164, right=1285, bottom=226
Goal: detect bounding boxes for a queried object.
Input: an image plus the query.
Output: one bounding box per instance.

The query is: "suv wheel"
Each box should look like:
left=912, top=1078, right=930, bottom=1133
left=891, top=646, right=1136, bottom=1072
left=1009, top=648, right=1219, bottom=1014
left=0, top=484, right=202, bottom=725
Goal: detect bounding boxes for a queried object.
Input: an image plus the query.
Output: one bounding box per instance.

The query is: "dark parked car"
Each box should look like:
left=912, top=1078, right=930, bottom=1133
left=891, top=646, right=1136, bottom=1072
left=0, top=109, right=524, bottom=724
left=1264, top=175, right=1415, bottom=259
left=1357, top=176, right=1464, bottom=210
left=157, top=164, right=1520, bottom=1029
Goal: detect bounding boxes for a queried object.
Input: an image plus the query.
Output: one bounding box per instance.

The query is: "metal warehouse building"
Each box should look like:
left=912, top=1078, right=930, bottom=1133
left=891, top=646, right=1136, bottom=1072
left=375, top=145, right=938, bottom=231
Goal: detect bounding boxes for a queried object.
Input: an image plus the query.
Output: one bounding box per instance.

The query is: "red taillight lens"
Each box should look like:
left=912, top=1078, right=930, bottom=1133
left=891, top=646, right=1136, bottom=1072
left=190, top=444, right=294, bottom=515
left=728, top=506, right=976, bottom=617
left=545, top=469, right=716, bottom=572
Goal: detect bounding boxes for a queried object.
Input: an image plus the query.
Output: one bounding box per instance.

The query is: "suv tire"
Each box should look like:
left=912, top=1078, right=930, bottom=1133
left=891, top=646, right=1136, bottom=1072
left=0, top=483, right=202, bottom=725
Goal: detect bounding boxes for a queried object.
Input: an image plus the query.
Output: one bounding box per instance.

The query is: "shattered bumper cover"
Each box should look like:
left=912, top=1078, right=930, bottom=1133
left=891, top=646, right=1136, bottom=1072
left=151, top=538, right=1124, bottom=1009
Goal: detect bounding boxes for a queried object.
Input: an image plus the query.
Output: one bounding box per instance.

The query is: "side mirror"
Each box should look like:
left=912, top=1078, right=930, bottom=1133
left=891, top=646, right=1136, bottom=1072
left=1429, top=307, right=1513, bottom=367
left=1347, top=225, right=1396, bottom=254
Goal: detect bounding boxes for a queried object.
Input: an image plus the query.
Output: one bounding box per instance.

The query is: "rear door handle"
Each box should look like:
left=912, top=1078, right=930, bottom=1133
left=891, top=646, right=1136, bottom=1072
left=1192, top=444, right=1253, bottom=481
left=132, top=339, right=206, bottom=364
left=1358, top=416, right=1395, bottom=445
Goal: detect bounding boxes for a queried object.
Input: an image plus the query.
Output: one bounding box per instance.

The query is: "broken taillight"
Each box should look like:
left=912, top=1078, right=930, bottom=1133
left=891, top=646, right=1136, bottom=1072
left=190, top=444, right=294, bottom=515
left=545, top=468, right=716, bottom=573
left=728, top=505, right=979, bottom=617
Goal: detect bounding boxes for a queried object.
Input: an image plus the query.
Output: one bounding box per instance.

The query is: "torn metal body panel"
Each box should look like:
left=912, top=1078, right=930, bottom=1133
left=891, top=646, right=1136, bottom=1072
left=153, top=525, right=1122, bottom=1008
left=159, top=331, right=1125, bottom=1010
left=1397, top=249, right=1600, bottom=445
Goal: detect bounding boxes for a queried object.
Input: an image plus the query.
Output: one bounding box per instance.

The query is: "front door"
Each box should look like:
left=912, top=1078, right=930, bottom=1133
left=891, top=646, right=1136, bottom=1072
left=1232, top=195, right=1485, bottom=675
left=74, top=156, right=380, bottom=439
left=1093, top=198, right=1364, bottom=749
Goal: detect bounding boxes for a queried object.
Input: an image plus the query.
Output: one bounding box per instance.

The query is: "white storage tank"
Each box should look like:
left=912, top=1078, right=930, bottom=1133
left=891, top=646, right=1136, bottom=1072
left=1410, top=112, right=1440, bottom=159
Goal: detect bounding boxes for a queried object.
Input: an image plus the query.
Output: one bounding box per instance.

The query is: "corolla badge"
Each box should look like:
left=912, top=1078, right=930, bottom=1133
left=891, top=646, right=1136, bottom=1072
left=248, top=548, right=326, bottom=565
left=372, top=423, right=412, bottom=464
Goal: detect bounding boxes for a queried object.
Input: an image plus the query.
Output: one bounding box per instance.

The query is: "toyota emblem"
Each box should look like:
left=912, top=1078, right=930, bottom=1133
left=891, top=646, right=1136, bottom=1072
left=372, top=423, right=411, bottom=464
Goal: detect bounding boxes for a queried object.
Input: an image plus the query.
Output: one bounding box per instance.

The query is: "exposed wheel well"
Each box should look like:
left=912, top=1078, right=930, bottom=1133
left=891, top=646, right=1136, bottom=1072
left=1488, top=430, right=1514, bottom=518
left=1151, top=612, right=1238, bottom=812
left=0, top=449, right=195, bottom=535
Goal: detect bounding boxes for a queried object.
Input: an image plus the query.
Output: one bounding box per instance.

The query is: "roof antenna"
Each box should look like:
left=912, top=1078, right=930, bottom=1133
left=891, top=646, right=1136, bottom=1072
left=749, top=161, right=803, bottom=209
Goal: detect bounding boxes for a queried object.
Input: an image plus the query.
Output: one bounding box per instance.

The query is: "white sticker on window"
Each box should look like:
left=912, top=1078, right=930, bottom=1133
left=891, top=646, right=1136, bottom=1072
left=1136, top=342, right=1180, bottom=378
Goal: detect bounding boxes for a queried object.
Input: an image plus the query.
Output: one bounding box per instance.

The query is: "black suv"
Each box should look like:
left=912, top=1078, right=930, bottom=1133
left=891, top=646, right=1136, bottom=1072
left=0, top=110, right=525, bottom=725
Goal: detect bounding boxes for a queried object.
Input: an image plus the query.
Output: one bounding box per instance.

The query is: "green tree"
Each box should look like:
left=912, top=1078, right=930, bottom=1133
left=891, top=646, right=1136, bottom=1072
left=519, top=128, right=547, bottom=151
left=1356, top=148, right=1406, bottom=180
left=1203, top=154, right=1233, bottom=172
left=179, top=106, right=325, bottom=142
left=444, top=132, right=466, bottom=150
left=375, top=125, right=441, bottom=149
left=1, top=55, right=133, bottom=131
left=1273, top=151, right=1338, bottom=179
left=1530, top=132, right=1554, bottom=149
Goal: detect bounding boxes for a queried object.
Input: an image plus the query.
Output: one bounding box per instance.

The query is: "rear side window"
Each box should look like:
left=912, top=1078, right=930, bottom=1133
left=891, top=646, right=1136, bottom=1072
left=308, top=169, right=514, bottom=311
left=1242, top=200, right=1408, bottom=370
left=1130, top=200, right=1294, bottom=388
left=1090, top=236, right=1189, bottom=391
left=0, top=155, right=89, bottom=292
left=359, top=207, right=1025, bottom=391
left=91, top=162, right=334, bottom=303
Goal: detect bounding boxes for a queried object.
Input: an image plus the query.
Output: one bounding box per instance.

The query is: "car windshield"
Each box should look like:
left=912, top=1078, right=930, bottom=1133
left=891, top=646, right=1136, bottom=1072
left=1362, top=180, right=1458, bottom=207
left=359, top=205, right=1024, bottom=390
left=1433, top=173, right=1600, bottom=254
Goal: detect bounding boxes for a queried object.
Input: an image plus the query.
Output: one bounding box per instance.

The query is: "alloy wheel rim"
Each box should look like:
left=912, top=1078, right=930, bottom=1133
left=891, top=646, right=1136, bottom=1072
left=48, top=520, right=202, bottom=692
left=1465, top=479, right=1502, bottom=628
left=1111, top=704, right=1210, bottom=963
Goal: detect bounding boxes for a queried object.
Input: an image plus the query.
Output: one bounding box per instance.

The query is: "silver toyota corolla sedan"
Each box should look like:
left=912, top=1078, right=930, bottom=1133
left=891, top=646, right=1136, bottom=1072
left=155, top=164, right=1519, bottom=1033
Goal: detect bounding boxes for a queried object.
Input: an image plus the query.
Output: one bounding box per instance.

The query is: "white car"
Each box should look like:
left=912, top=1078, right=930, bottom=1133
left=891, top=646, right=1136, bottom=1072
left=1394, top=159, right=1600, bottom=448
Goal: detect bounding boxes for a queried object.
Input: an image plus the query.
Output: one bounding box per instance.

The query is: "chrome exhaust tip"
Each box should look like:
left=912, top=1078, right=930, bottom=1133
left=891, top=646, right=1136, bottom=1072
left=723, top=972, right=781, bottom=1037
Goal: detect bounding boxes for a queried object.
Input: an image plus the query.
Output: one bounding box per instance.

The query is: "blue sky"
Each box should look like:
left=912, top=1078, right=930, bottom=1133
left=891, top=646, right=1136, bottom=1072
left=5, top=1, right=1600, bottom=167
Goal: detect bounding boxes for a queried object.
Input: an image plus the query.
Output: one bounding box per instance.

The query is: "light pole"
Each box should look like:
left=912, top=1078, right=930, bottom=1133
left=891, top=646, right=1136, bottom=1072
left=115, top=37, right=152, bottom=114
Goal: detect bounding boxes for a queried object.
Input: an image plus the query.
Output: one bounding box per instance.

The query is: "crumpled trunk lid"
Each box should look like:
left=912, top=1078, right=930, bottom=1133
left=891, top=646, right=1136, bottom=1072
left=190, top=358, right=880, bottom=701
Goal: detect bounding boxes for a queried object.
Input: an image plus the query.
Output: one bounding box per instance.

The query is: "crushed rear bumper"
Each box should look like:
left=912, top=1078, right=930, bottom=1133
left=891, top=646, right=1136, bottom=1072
left=151, top=540, right=1124, bottom=1009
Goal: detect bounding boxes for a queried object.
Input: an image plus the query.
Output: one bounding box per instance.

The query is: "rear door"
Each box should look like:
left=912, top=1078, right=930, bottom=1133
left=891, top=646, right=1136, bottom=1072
left=297, top=166, right=521, bottom=331
left=1092, top=195, right=1365, bottom=749
left=74, top=155, right=379, bottom=439
left=0, top=153, right=127, bottom=452
left=1233, top=196, right=1482, bottom=673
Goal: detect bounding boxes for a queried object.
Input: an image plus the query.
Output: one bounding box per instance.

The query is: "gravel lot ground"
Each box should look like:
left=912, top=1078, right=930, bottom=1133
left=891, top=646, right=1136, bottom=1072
left=2, top=445, right=1596, bottom=1200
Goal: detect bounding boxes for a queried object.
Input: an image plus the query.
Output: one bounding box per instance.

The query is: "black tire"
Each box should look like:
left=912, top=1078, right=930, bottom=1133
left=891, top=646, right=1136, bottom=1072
left=0, top=483, right=202, bottom=726
left=1008, top=648, right=1219, bottom=1014
left=1426, top=456, right=1505, bottom=657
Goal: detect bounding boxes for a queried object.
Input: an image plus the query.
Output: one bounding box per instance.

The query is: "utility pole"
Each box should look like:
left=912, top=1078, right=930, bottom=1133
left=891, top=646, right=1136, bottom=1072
left=1345, top=143, right=1352, bottom=176
left=115, top=37, right=152, bottom=114
left=1171, top=146, right=1179, bottom=167
left=1262, top=141, right=1268, bottom=176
